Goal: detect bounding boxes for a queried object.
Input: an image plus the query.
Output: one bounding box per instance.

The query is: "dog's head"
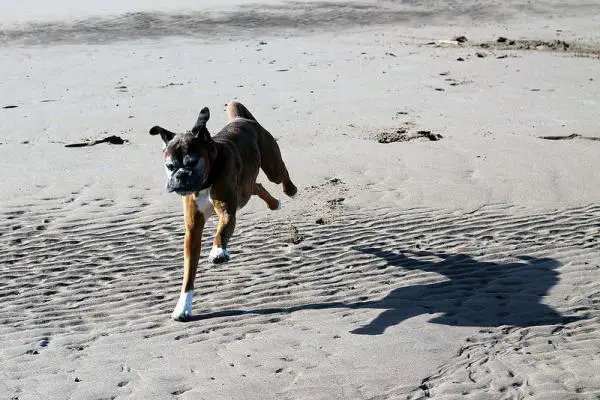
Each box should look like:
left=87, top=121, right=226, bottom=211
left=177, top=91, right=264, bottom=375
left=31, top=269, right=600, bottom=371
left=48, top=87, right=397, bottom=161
left=149, top=107, right=216, bottom=196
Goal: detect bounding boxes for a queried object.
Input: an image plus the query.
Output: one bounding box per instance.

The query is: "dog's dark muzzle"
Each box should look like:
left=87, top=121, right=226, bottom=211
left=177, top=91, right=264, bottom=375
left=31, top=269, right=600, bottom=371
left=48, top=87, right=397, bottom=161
left=166, top=168, right=205, bottom=195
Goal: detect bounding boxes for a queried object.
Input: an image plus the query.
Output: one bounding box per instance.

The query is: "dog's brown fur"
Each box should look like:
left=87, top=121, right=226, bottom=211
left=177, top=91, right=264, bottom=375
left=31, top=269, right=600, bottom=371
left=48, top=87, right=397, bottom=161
left=150, top=101, right=297, bottom=320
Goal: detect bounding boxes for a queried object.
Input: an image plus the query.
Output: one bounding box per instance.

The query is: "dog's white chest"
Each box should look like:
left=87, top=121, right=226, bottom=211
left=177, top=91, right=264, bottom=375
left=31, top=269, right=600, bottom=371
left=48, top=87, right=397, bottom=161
left=195, top=187, right=214, bottom=217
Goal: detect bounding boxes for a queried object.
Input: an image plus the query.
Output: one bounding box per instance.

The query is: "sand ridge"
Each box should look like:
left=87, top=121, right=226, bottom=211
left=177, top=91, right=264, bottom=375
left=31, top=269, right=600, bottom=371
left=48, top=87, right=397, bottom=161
left=2, top=197, right=599, bottom=398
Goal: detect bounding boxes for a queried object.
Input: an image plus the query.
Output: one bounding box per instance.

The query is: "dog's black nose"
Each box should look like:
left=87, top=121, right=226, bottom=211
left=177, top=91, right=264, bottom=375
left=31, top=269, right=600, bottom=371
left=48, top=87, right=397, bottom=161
left=175, top=169, right=193, bottom=178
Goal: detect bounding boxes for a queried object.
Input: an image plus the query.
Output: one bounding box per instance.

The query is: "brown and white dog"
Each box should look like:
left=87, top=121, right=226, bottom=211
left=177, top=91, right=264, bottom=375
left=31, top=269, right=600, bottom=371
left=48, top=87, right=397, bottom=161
left=150, top=101, right=297, bottom=321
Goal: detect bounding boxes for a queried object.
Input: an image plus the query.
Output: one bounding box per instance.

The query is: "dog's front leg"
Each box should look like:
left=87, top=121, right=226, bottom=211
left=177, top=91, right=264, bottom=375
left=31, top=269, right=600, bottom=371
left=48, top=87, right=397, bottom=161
left=208, top=200, right=236, bottom=264
left=172, top=195, right=205, bottom=321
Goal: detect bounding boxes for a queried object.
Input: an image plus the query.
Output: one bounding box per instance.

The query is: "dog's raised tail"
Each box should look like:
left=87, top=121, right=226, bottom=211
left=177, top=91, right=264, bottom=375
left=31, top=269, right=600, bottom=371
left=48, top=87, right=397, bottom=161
left=227, top=101, right=257, bottom=122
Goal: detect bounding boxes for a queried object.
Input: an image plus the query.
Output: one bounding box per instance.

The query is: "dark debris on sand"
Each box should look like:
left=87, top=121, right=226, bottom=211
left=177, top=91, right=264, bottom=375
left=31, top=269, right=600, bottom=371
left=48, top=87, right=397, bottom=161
left=485, top=38, right=571, bottom=52
left=539, top=134, right=600, bottom=141
left=375, top=129, right=442, bottom=143
left=65, top=135, right=128, bottom=148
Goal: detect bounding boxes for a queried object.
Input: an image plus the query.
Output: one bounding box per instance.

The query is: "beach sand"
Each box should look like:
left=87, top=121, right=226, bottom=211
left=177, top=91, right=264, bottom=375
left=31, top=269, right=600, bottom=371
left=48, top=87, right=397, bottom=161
left=1, top=1, right=600, bottom=399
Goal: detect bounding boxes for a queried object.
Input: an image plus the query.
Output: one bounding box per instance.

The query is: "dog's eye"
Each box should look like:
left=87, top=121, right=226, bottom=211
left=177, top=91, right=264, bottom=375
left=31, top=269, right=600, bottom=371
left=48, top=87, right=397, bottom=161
left=186, top=158, right=199, bottom=168
left=166, top=164, right=177, bottom=171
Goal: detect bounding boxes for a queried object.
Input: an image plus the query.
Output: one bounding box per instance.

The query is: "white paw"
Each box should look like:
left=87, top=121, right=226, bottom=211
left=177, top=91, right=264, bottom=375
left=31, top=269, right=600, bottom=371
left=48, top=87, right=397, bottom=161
left=208, top=246, right=230, bottom=264
left=172, top=290, right=193, bottom=321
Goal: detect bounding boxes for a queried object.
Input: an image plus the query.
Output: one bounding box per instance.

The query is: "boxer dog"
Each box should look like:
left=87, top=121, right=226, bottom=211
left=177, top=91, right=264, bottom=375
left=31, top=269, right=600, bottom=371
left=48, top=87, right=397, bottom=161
left=150, top=101, right=297, bottom=321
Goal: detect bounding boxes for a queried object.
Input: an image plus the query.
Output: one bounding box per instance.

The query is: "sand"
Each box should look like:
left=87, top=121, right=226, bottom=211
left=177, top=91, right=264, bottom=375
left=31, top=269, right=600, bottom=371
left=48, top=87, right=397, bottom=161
left=1, top=1, right=600, bottom=399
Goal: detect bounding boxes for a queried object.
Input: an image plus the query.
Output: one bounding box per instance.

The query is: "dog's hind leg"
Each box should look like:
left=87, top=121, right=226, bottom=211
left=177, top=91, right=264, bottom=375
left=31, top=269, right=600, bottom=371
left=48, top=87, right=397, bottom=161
left=226, top=101, right=298, bottom=197
left=257, top=129, right=297, bottom=197
left=254, top=183, right=280, bottom=210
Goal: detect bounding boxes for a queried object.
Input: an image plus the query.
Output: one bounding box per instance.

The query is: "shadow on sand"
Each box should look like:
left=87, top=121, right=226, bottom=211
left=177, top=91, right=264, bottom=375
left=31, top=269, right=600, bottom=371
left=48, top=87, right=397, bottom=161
left=192, top=246, right=581, bottom=335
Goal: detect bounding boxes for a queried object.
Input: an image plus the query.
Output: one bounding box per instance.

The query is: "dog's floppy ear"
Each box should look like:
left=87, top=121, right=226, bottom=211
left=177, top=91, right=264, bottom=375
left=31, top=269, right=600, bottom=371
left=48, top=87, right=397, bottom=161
left=149, top=126, right=175, bottom=145
left=191, top=107, right=211, bottom=142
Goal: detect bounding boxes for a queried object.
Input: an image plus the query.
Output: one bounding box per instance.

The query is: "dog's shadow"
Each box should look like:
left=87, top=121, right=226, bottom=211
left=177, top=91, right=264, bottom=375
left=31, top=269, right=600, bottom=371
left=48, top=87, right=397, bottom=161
left=192, top=247, right=581, bottom=334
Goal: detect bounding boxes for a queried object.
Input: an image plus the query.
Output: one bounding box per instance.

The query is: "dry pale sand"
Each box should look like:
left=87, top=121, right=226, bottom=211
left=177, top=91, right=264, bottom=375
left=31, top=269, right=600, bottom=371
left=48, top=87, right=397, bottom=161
left=1, top=1, right=600, bottom=399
